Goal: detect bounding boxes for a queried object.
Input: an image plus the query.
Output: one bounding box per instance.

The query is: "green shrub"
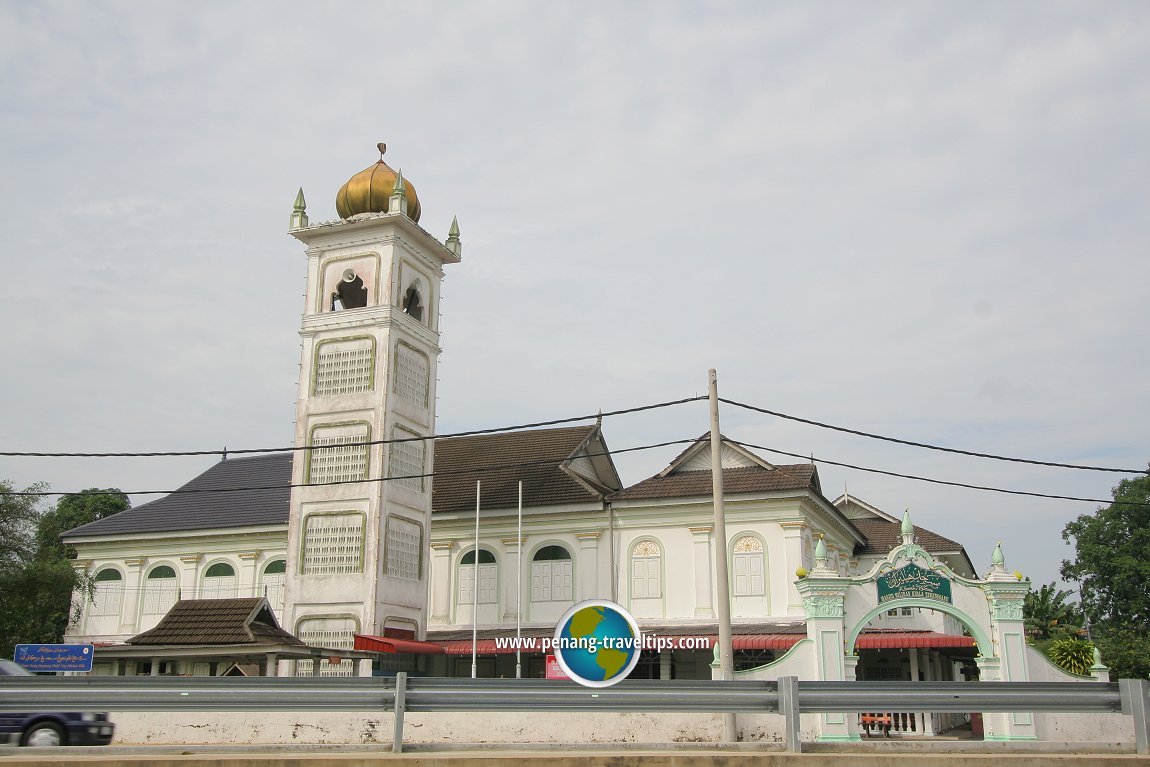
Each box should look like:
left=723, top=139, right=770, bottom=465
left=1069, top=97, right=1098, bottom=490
left=1047, top=637, right=1096, bottom=676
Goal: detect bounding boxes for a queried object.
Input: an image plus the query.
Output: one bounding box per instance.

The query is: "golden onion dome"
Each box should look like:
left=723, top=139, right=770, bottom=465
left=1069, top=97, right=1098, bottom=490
left=335, top=143, right=421, bottom=222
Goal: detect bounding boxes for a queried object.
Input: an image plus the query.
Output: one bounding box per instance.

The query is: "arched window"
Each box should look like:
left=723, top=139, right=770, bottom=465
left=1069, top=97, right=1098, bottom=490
left=732, top=536, right=765, bottom=597
left=142, top=565, right=178, bottom=615
left=261, top=559, right=287, bottom=612
left=630, top=540, right=662, bottom=599
left=531, top=545, right=572, bottom=602
left=201, top=562, right=236, bottom=599
left=458, top=548, right=497, bottom=608
left=402, top=282, right=424, bottom=322
left=91, top=568, right=123, bottom=617
left=331, top=269, right=367, bottom=310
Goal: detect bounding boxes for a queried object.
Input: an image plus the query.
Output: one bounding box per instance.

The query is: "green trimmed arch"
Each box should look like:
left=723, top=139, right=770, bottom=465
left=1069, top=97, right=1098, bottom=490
left=846, top=597, right=992, bottom=657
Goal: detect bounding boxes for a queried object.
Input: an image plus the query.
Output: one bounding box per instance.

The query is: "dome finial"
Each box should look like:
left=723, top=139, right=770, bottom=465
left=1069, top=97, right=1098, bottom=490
left=377, top=142, right=387, bottom=159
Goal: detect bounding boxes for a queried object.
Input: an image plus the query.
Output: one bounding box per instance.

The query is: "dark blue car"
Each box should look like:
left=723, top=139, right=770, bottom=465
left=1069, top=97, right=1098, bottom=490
left=0, top=659, right=114, bottom=747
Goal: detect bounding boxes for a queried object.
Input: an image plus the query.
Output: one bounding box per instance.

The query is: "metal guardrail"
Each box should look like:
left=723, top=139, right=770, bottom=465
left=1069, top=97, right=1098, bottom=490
left=0, top=675, right=1146, bottom=754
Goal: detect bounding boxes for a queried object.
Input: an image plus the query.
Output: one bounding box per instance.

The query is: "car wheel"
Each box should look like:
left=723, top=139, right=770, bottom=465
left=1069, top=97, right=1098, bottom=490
left=22, top=721, right=66, bottom=747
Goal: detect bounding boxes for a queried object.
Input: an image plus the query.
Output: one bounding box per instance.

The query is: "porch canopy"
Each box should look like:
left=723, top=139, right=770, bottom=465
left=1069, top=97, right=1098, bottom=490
left=94, top=597, right=374, bottom=674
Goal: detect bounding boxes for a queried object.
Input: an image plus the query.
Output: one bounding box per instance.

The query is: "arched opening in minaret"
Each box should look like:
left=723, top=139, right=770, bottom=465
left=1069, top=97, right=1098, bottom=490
left=402, top=282, right=424, bottom=322
left=331, top=269, right=367, bottom=311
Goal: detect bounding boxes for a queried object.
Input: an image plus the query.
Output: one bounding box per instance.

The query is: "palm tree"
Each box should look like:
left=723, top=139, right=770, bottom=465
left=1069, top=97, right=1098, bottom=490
left=1024, top=582, right=1085, bottom=641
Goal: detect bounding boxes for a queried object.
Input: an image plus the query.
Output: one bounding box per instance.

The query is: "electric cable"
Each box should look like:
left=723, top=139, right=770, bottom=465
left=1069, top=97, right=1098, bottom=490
left=0, top=439, right=697, bottom=498
left=729, top=439, right=1150, bottom=508
left=720, top=398, right=1148, bottom=475
left=0, top=396, right=706, bottom=458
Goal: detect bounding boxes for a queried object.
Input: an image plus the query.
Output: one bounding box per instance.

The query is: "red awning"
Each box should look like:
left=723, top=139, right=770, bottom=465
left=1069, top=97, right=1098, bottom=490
left=854, top=631, right=976, bottom=650
left=441, top=639, right=522, bottom=655
left=731, top=634, right=802, bottom=651
left=353, top=634, right=444, bottom=655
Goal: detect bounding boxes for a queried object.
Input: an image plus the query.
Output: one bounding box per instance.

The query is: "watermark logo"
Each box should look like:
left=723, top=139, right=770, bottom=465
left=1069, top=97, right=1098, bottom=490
left=551, top=599, right=642, bottom=688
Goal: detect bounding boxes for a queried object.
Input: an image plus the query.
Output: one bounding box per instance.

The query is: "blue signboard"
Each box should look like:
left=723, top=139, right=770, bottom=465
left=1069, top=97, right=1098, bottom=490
left=14, top=643, right=95, bottom=672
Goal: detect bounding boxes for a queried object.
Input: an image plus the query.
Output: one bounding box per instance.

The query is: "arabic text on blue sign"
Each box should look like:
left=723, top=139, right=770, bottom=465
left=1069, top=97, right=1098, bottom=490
left=14, top=643, right=95, bottom=672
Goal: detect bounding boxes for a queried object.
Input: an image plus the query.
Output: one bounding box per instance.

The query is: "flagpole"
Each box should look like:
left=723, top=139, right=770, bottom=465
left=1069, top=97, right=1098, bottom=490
left=515, top=480, right=523, bottom=679
left=471, top=480, right=480, bottom=679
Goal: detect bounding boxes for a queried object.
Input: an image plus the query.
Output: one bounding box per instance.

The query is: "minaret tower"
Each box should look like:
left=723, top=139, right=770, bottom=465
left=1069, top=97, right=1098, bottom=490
left=283, top=144, right=461, bottom=666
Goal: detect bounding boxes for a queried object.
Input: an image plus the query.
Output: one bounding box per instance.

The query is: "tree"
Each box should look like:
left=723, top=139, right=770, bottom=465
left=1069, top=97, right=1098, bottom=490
left=35, top=489, right=130, bottom=560
left=0, top=483, right=130, bottom=656
left=1061, top=473, right=1150, bottom=629
left=1023, top=582, right=1084, bottom=641
left=1093, top=626, right=1150, bottom=681
left=1062, top=472, right=1150, bottom=679
left=0, top=480, right=41, bottom=571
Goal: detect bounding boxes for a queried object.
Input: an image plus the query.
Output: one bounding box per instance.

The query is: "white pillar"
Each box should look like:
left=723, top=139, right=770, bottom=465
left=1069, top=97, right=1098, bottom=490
left=179, top=554, right=201, bottom=599
left=984, top=578, right=1038, bottom=741
left=689, top=527, right=715, bottom=619
left=660, top=651, right=672, bottom=681
left=796, top=571, right=859, bottom=742
left=576, top=532, right=600, bottom=600
left=501, top=536, right=523, bottom=622
left=121, top=558, right=145, bottom=634
left=779, top=522, right=807, bottom=616
left=238, top=551, right=259, bottom=597
left=429, top=541, right=453, bottom=624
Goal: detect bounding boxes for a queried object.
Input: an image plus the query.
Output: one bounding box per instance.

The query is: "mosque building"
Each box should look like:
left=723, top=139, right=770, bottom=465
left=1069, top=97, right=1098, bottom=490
left=59, top=147, right=1091, bottom=742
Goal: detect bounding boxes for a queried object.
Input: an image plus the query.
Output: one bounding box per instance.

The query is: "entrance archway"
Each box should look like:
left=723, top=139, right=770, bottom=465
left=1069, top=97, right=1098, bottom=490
left=796, top=511, right=1034, bottom=743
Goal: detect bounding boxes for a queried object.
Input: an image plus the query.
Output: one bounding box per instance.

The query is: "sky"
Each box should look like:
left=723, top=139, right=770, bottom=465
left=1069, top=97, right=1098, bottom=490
left=1, top=2, right=1147, bottom=591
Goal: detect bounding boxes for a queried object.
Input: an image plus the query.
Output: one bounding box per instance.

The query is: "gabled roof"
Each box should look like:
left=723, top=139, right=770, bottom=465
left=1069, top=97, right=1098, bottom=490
left=656, top=434, right=777, bottom=477
left=832, top=492, right=900, bottom=523
left=61, top=453, right=292, bottom=539
left=850, top=518, right=965, bottom=557
left=126, top=598, right=303, bottom=647
left=613, top=435, right=822, bottom=502
left=612, top=464, right=820, bottom=501
left=433, top=425, right=619, bottom=514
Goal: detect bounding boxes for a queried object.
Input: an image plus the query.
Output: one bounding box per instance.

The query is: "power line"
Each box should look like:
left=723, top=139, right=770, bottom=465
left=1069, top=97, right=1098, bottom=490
left=730, top=439, right=1150, bottom=508
left=0, top=396, right=706, bottom=459
left=0, top=439, right=697, bottom=498
left=720, top=398, right=1148, bottom=475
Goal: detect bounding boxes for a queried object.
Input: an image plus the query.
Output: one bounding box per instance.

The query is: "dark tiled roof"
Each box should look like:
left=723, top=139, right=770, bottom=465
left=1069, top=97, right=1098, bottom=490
left=61, top=427, right=607, bottom=538
left=852, top=518, right=964, bottom=556
left=611, top=464, right=818, bottom=501
left=126, top=598, right=304, bottom=647
left=62, top=453, right=292, bottom=539
left=432, top=426, right=605, bottom=514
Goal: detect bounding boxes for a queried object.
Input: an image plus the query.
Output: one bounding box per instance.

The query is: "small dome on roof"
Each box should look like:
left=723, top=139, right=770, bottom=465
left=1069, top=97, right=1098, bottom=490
left=335, top=143, right=421, bottom=222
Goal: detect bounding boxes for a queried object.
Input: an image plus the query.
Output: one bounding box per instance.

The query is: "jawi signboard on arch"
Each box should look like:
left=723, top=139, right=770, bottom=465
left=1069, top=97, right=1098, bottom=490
left=877, top=563, right=952, bottom=605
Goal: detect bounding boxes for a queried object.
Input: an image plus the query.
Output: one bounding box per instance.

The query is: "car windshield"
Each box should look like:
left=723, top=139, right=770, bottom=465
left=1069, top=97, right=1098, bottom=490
left=0, top=659, right=32, bottom=676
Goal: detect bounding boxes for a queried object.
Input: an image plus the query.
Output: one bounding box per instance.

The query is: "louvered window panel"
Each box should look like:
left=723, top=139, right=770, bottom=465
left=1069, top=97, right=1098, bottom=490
left=388, top=429, right=425, bottom=492
left=308, top=425, right=369, bottom=485
left=314, top=338, right=374, bottom=396
left=394, top=342, right=430, bottom=407
left=301, top=513, right=364, bottom=575
left=295, top=617, right=356, bottom=677
left=385, top=516, right=421, bottom=580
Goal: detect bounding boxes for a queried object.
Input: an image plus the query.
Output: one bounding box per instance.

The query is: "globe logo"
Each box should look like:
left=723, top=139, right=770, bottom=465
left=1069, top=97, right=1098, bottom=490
left=552, top=599, right=642, bottom=687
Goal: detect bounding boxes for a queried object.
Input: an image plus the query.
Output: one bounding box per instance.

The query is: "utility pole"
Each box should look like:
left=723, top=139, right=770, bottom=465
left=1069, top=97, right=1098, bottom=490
left=709, top=368, right=737, bottom=742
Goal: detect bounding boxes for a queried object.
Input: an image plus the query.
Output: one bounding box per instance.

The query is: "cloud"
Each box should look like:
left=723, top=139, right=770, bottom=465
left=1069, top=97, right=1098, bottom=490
left=0, top=2, right=1147, bottom=589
